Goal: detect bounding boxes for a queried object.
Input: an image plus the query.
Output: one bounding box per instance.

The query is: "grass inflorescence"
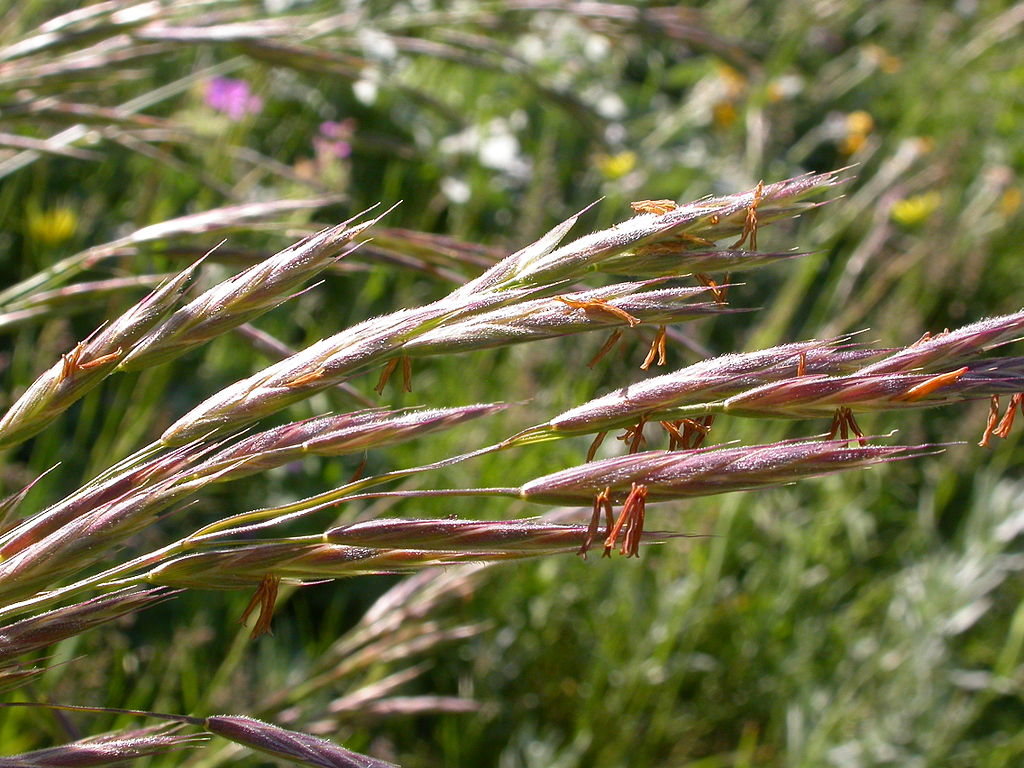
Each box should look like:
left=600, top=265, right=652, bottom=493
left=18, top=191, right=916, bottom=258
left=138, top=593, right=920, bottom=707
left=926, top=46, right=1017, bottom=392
left=1, top=2, right=1022, bottom=766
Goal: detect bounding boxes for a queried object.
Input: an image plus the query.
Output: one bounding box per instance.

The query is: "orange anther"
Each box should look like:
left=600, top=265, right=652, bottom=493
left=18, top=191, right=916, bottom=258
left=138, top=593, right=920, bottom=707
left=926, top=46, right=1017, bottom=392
left=578, top=486, right=613, bottom=558
left=240, top=575, right=281, bottom=638
left=285, top=367, right=326, bottom=388
left=588, top=330, right=624, bottom=369
left=59, top=343, right=86, bottom=381
left=660, top=419, right=685, bottom=450
left=617, top=415, right=648, bottom=454
left=827, top=407, right=866, bottom=446
left=660, top=415, right=713, bottom=450
left=979, top=395, right=1001, bottom=447
left=731, top=179, right=765, bottom=250
left=695, top=273, right=726, bottom=304
left=641, top=325, right=667, bottom=370
left=994, top=393, right=1024, bottom=439
left=401, top=355, right=413, bottom=392
left=374, top=358, right=400, bottom=395
left=895, top=366, right=968, bottom=402
left=77, top=348, right=123, bottom=370
left=909, top=331, right=932, bottom=348
left=586, top=431, right=608, bottom=462
left=630, top=199, right=678, bottom=215
left=555, top=296, right=641, bottom=327
left=603, top=482, right=648, bottom=558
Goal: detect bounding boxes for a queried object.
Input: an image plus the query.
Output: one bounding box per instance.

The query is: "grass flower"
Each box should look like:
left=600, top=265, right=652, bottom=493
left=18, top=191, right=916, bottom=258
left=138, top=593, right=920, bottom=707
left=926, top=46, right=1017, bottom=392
left=2, top=2, right=1019, bottom=764
left=0, top=161, right=1007, bottom=765
left=2, top=725, right=204, bottom=766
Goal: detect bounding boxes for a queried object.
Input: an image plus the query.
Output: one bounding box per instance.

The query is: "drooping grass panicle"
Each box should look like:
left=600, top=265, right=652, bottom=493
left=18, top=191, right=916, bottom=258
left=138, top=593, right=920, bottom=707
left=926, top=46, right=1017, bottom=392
left=597, top=247, right=809, bottom=279
left=517, top=437, right=943, bottom=504
left=403, top=282, right=735, bottom=356
left=158, top=298, right=478, bottom=444
left=159, top=173, right=844, bottom=445
left=1, top=725, right=204, bottom=767
left=0, top=404, right=505, bottom=604
left=719, top=367, right=997, bottom=420
left=141, top=543, right=509, bottom=590
left=0, top=703, right=384, bottom=768
left=854, top=310, right=1024, bottom=375
left=0, top=197, right=343, bottom=310
left=325, top=517, right=693, bottom=552
left=0, top=587, right=175, bottom=663
left=0, top=204, right=386, bottom=450
left=0, top=261, right=200, bottom=449
left=117, top=206, right=392, bottom=371
left=262, top=565, right=495, bottom=716
left=508, top=338, right=872, bottom=442
left=203, top=715, right=399, bottom=768
left=0, top=442, right=201, bottom=560
left=0, top=274, right=171, bottom=332
left=0, top=476, right=185, bottom=603
left=140, top=519, right=682, bottom=591
left=189, top=403, right=507, bottom=481
left=499, top=171, right=846, bottom=289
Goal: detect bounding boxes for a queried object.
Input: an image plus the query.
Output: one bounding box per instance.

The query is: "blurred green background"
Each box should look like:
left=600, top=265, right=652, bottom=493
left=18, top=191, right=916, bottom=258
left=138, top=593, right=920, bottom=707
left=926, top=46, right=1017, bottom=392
left=1, top=1, right=1023, bottom=765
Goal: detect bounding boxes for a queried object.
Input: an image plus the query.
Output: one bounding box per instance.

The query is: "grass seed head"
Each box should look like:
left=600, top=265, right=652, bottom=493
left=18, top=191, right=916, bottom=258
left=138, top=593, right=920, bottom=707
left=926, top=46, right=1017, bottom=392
left=204, top=716, right=398, bottom=768
left=519, top=438, right=942, bottom=504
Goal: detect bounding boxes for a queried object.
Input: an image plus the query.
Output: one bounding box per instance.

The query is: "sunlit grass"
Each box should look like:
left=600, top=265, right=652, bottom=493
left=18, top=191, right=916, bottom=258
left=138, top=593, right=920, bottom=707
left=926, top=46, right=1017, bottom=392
left=0, top=1, right=1022, bottom=766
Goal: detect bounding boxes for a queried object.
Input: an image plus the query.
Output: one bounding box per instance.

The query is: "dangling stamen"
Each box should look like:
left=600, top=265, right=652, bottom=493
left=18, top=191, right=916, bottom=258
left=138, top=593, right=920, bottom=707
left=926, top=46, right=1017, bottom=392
left=80, top=348, right=122, bottom=371
left=620, top=485, right=648, bottom=558
left=695, top=273, right=726, bottom=304
left=588, top=330, right=623, bottom=368
left=994, top=393, right=1024, bottom=439
left=59, top=343, right=85, bottom=382
left=827, top=407, right=866, bottom=446
left=240, top=575, right=281, bottom=639
left=979, top=395, right=1001, bottom=447
left=660, top=419, right=686, bottom=450
left=578, top=486, right=613, bottom=558
left=586, top=431, right=608, bottom=462
left=617, top=414, right=648, bottom=454
left=603, top=483, right=648, bottom=557
left=630, top=199, right=678, bottom=215
left=686, top=415, right=714, bottom=449
left=348, top=454, right=368, bottom=483
left=641, top=325, right=667, bottom=370
left=401, top=355, right=413, bottom=392
left=374, top=358, right=400, bottom=395
left=731, top=179, right=765, bottom=250
left=660, top=416, right=713, bottom=450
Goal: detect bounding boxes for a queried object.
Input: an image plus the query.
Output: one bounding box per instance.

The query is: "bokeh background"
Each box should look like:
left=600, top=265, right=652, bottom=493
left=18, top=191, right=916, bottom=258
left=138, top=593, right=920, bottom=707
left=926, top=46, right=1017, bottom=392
left=1, top=1, right=1023, bottom=766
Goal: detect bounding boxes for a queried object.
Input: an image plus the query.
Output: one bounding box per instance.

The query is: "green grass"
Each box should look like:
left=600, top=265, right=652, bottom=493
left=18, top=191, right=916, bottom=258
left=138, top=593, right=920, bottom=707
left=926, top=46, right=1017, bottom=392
left=1, top=1, right=1023, bottom=766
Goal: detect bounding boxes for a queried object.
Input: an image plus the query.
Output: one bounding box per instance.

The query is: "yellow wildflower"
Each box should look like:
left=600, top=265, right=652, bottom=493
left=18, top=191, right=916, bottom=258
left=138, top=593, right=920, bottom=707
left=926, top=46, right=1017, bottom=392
left=26, top=204, right=77, bottom=247
left=1000, top=187, right=1021, bottom=218
left=890, top=191, right=942, bottom=227
left=595, top=151, right=637, bottom=180
left=713, top=101, right=738, bottom=130
left=840, top=110, right=874, bottom=155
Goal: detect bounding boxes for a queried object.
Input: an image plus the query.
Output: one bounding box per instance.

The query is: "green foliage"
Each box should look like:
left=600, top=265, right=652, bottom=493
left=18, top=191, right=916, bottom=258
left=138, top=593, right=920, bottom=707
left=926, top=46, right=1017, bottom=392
left=1, top=1, right=1023, bottom=767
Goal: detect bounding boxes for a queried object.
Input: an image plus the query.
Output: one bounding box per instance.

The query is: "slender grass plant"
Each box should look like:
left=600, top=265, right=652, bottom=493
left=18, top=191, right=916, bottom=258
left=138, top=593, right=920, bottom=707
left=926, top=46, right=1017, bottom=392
left=2, top=167, right=1023, bottom=764
left=2, top=2, right=1023, bottom=766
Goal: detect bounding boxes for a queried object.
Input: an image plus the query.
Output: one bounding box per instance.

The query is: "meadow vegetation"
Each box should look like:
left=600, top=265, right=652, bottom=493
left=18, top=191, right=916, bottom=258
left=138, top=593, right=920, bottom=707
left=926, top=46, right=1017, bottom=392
left=1, top=2, right=1023, bottom=766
